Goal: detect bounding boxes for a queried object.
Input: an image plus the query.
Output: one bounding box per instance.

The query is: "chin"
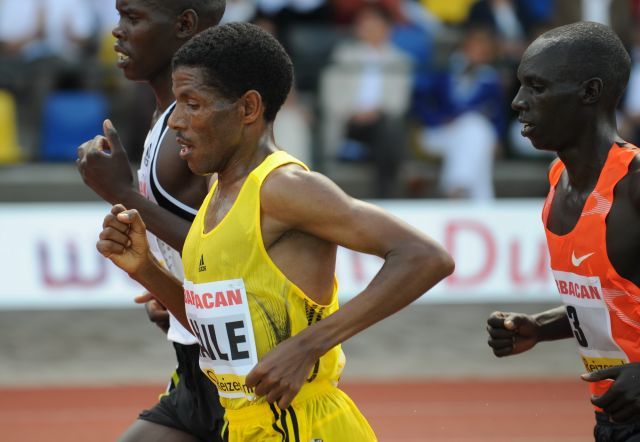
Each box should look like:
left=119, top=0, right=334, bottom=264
left=529, top=138, right=553, bottom=152
left=186, top=162, right=209, bottom=177
left=186, top=163, right=201, bottom=176
left=122, top=70, right=137, bottom=81
left=122, top=68, right=145, bottom=82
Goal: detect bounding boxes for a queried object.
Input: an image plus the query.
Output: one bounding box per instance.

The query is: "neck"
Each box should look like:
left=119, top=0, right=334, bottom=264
left=149, top=66, right=175, bottom=118
left=557, top=115, right=622, bottom=191
left=217, top=125, right=277, bottom=188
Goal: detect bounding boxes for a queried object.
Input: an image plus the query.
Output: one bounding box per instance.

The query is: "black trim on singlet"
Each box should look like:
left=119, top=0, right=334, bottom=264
left=305, top=306, right=324, bottom=383
left=149, top=103, right=197, bottom=222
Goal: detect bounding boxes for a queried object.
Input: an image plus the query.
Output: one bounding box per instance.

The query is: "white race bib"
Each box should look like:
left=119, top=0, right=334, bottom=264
left=184, top=278, right=258, bottom=400
left=553, top=270, right=628, bottom=371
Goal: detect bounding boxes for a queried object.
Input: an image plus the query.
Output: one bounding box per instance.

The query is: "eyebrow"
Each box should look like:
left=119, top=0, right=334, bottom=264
left=117, top=3, right=146, bottom=14
left=520, top=73, right=547, bottom=84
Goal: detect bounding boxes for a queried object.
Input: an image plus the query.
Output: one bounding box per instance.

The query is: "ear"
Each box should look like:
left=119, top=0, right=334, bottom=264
left=176, top=9, right=198, bottom=39
left=580, top=77, right=603, bottom=104
left=240, top=90, right=264, bottom=124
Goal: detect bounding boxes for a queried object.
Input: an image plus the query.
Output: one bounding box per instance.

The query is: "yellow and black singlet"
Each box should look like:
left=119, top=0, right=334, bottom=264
left=181, top=150, right=345, bottom=411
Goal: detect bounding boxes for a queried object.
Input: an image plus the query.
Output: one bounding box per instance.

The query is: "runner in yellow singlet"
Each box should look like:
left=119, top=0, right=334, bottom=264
left=96, top=22, right=454, bottom=441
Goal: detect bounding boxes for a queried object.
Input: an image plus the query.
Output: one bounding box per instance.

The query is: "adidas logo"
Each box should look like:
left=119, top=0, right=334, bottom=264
left=198, top=255, right=207, bottom=272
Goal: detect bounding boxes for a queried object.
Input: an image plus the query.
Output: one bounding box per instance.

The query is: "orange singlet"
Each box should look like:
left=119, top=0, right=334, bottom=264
left=543, top=143, right=640, bottom=404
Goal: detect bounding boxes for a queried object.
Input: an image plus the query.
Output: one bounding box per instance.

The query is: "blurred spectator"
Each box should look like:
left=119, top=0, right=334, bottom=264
left=520, top=0, right=554, bottom=26
left=331, top=0, right=402, bottom=24
left=411, top=25, right=504, bottom=200
left=0, top=0, right=42, bottom=58
left=553, top=0, right=634, bottom=48
left=274, top=89, right=314, bottom=165
left=221, top=0, right=258, bottom=23
left=419, top=0, right=477, bottom=25
left=390, top=2, right=435, bottom=74
left=399, top=0, right=445, bottom=35
left=251, top=11, right=314, bottom=166
left=257, top=0, right=331, bottom=40
left=465, top=0, right=551, bottom=157
left=258, top=0, right=328, bottom=18
left=320, top=3, right=413, bottom=198
left=0, top=0, right=98, bottom=158
left=0, top=0, right=95, bottom=61
left=466, top=0, right=543, bottom=60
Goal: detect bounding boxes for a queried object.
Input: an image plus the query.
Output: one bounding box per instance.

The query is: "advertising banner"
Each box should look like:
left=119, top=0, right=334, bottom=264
left=0, top=201, right=558, bottom=309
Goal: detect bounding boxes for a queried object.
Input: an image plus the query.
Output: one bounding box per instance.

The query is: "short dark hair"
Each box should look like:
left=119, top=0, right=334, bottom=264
left=149, top=0, right=226, bottom=26
left=172, top=22, right=293, bottom=122
left=538, top=21, right=630, bottom=107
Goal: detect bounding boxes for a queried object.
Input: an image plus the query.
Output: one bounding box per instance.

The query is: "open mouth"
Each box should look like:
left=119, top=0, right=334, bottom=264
left=177, top=138, right=194, bottom=158
left=521, top=122, right=535, bottom=137
left=179, top=145, right=192, bottom=158
left=114, top=45, right=131, bottom=67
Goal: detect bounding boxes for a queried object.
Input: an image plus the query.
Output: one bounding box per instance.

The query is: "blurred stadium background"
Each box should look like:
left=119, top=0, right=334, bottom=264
left=3, top=0, right=640, bottom=440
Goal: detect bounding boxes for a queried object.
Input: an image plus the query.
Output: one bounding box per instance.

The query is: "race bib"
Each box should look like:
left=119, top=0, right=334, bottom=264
left=184, top=278, right=258, bottom=400
left=553, top=270, right=628, bottom=371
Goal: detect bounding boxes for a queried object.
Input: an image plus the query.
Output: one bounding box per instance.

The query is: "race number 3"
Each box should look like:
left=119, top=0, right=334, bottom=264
left=566, top=305, right=588, bottom=347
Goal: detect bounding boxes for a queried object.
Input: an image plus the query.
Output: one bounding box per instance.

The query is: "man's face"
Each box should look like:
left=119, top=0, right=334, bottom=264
left=168, top=66, right=243, bottom=176
left=112, top=0, right=178, bottom=81
left=511, top=39, right=583, bottom=152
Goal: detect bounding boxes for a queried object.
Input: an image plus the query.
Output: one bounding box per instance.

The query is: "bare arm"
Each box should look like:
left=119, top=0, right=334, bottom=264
left=268, top=168, right=453, bottom=349
left=96, top=205, right=190, bottom=329
left=77, top=120, right=201, bottom=252
left=246, top=168, right=454, bottom=407
left=533, top=306, right=573, bottom=341
left=113, top=192, right=192, bottom=252
left=486, top=306, right=572, bottom=357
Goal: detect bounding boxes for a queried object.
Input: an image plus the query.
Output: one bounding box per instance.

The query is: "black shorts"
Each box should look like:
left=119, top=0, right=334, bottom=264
left=595, top=411, right=640, bottom=442
left=139, top=342, right=224, bottom=442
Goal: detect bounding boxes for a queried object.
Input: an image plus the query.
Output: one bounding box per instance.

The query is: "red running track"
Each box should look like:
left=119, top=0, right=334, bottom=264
left=0, top=379, right=593, bottom=441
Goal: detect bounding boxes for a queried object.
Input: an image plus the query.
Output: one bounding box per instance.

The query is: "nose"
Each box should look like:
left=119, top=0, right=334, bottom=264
left=511, top=87, right=529, bottom=112
left=167, top=105, right=185, bottom=131
left=112, top=22, right=125, bottom=40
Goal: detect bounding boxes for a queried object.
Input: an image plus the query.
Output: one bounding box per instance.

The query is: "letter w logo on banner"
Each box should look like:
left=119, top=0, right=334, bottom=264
left=571, top=251, right=594, bottom=267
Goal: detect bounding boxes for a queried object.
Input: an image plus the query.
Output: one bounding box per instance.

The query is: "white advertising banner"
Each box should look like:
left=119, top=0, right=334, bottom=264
left=0, top=201, right=559, bottom=309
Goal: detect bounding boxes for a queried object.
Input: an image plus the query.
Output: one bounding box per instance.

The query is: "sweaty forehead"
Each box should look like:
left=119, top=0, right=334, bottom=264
left=173, top=66, right=220, bottom=95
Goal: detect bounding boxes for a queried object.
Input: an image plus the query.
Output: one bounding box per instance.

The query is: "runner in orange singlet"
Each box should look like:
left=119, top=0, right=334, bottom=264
left=486, top=22, right=640, bottom=440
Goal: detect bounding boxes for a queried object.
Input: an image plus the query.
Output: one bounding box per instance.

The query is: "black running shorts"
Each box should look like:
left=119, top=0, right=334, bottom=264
left=139, top=342, right=224, bottom=442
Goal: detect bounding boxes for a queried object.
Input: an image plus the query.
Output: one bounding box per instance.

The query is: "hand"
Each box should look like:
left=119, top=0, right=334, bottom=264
left=77, top=119, right=135, bottom=204
left=487, top=311, right=540, bottom=357
left=582, top=363, right=640, bottom=423
left=96, top=204, right=151, bottom=275
left=134, top=292, right=170, bottom=333
left=245, top=335, right=321, bottom=410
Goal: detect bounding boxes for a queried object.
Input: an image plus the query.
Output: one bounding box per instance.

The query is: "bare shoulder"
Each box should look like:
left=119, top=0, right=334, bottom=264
left=260, top=164, right=354, bottom=224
